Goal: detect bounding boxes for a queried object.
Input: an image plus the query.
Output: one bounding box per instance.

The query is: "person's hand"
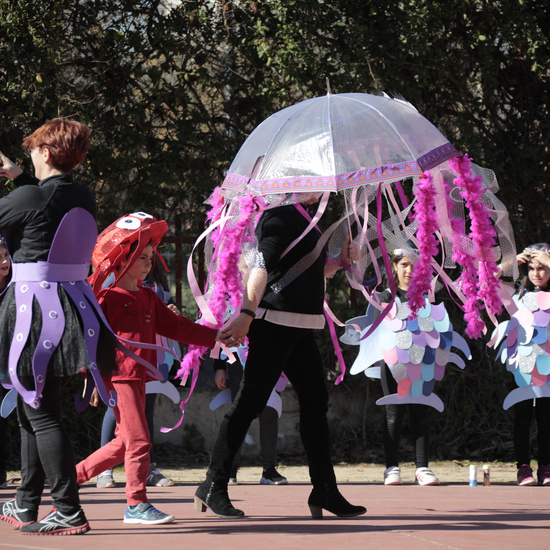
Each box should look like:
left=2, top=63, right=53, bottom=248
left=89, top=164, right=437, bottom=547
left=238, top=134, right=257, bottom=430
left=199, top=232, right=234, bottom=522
left=529, top=248, right=550, bottom=268
left=167, top=303, right=181, bottom=315
left=339, top=234, right=359, bottom=265
left=0, top=151, right=23, bottom=180
left=516, top=251, right=531, bottom=265
left=220, top=313, right=253, bottom=346
left=89, top=387, right=99, bottom=407
left=214, top=369, right=227, bottom=390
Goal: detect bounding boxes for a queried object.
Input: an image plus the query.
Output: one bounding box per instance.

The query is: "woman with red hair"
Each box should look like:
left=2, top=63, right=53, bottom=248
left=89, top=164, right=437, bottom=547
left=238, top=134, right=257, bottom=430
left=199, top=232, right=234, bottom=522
left=0, top=119, right=114, bottom=536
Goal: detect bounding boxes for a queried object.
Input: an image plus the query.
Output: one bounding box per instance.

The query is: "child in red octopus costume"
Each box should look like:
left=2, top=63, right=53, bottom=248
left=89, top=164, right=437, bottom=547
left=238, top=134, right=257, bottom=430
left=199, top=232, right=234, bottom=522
left=76, top=212, right=223, bottom=525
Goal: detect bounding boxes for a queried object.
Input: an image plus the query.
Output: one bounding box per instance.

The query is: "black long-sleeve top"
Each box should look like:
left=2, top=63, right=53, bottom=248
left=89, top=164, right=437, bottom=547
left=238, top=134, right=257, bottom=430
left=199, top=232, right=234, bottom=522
left=256, top=205, right=326, bottom=315
left=0, top=171, right=96, bottom=262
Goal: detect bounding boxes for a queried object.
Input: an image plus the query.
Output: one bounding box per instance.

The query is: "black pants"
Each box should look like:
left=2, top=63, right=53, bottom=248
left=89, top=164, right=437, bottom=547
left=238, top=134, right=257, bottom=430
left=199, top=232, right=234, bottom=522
left=208, top=320, right=335, bottom=487
left=381, top=364, right=430, bottom=469
left=513, top=397, right=550, bottom=468
left=227, top=360, right=278, bottom=472
left=16, top=376, right=80, bottom=514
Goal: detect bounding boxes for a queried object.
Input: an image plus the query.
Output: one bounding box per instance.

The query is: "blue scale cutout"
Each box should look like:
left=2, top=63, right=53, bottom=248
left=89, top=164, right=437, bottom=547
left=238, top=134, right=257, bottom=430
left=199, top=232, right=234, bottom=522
left=433, top=316, right=451, bottom=333
left=513, top=369, right=531, bottom=388
left=517, top=345, right=533, bottom=357
left=410, top=379, right=423, bottom=398
left=531, top=327, right=547, bottom=345
left=536, top=354, right=550, bottom=376
left=418, top=303, right=431, bottom=318
left=421, top=362, right=435, bottom=382
left=422, top=379, right=435, bottom=396
left=439, top=331, right=453, bottom=351
left=423, top=346, right=436, bottom=365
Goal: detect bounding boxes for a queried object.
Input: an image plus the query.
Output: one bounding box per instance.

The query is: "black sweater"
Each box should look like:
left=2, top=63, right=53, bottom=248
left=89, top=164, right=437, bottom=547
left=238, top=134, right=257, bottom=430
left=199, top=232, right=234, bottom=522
left=257, top=205, right=326, bottom=315
left=0, top=172, right=96, bottom=263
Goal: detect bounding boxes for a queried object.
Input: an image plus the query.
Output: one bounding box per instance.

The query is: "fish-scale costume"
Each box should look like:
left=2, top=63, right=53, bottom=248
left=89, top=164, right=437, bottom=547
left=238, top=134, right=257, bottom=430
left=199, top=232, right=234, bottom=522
left=494, top=290, right=550, bottom=409
left=342, top=295, right=471, bottom=411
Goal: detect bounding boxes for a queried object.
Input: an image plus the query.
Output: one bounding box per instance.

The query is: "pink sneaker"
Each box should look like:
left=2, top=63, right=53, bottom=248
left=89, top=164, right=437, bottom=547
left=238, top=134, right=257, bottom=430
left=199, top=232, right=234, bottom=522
left=537, top=465, right=550, bottom=486
left=517, top=464, right=536, bottom=486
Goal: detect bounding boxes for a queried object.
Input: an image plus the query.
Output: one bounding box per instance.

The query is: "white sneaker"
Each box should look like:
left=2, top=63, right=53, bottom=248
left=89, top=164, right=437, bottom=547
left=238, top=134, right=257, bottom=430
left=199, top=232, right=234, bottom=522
left=415, top=467, right=440, bottom=486
left=384, top=466, right=402, bottom=485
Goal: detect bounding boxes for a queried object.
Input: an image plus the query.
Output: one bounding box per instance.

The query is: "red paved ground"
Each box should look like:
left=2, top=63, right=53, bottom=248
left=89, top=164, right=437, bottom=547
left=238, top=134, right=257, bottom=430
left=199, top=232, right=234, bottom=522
left=1, top=482, right=549, bottom=549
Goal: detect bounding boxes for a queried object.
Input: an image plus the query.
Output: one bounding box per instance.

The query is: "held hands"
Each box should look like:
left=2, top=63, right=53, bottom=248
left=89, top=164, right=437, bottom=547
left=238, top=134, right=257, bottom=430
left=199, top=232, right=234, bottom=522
left=220, top=312, right=253, bottom=347
left=0, top=151, right=23, bottom=180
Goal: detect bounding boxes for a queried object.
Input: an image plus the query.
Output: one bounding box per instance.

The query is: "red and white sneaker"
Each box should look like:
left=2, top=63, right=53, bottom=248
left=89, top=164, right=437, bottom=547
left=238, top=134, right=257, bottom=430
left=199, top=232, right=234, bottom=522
left=415, top=467, right=440, bottom=486
left=537, top=465, right=550, bottom=486
left=517, top=464, right=536, bottom=486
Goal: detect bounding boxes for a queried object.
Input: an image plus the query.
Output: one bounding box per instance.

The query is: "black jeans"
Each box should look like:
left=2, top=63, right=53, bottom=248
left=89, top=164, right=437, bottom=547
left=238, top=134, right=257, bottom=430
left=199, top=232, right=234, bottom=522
left=513, top=397, right=550, bottom=467
left=208, top=319, right=335, bottom=487
left=16, top=376, right=80, bottom=514
left=381, top=364, right=430, bottom=469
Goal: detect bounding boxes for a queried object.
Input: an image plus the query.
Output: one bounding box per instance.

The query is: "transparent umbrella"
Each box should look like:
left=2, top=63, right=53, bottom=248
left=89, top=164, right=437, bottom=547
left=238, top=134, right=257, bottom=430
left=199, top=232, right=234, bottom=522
left=221, top=92, right=459, bottom=195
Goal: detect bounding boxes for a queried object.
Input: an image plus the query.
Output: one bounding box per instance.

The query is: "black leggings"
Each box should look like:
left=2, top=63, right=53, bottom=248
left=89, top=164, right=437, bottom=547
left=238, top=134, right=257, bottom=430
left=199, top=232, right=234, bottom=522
left=513, top=397, right=550, bottom=467
left=16, top=376, right=80, bottom=514
left=381, top=364, right=430, bottom=469
left=207, top=320, right=335, bottom=487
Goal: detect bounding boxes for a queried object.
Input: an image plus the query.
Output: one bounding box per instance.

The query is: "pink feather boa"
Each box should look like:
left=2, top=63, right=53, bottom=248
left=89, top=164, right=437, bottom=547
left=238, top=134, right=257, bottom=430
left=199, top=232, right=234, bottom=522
left=448, top=154, right=501, bottom=337
left=407, top=170, right=439, bottom=317
left=175, top=191, right=266, bottom=382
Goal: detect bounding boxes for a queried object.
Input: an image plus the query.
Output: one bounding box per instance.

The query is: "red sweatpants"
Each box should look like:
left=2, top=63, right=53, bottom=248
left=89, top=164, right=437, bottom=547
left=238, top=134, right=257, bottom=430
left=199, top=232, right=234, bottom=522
left=76, top=379, right=151, bottom=505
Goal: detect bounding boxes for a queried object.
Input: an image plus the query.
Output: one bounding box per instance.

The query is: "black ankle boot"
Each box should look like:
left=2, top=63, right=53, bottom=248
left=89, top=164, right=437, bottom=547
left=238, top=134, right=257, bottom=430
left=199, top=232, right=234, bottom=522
left=194, top=479, right=245, bottom=518
left=307, top=484, right=366, bottom=519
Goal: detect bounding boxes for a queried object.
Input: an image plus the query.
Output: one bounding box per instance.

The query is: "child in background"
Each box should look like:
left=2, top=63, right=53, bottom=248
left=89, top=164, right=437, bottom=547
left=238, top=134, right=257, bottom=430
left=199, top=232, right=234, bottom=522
left=76, top=212, right=224, bottom=524
left=503, top=244, right=550, bottom=486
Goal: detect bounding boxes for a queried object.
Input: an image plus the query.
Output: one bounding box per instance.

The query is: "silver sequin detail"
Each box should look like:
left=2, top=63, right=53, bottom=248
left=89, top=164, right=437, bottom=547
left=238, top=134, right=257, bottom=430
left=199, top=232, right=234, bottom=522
left=418, top=316, right=434, bottom=332
left=518, top=353, right=536, bottom=373
left=395, top=330, right=413, bottom=349
left=392, top=363, right=408, bottom=381
left=396, top=302, right=410, bottom=320
left=408, top=344, right=425, bottom=364
left=523, top=293, right=539, bottom=312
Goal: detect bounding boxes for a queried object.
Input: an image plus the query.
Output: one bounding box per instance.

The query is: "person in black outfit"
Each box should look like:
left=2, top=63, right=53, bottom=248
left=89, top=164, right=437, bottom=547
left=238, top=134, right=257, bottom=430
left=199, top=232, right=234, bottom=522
left=0, top=119, right=116, bottom=535
left=194, top=197, right=366, bottom=519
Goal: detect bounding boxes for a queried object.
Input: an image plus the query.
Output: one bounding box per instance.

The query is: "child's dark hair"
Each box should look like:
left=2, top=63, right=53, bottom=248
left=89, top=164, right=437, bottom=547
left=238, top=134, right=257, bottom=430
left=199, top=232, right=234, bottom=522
left=518, top=242, right=550, bottom=297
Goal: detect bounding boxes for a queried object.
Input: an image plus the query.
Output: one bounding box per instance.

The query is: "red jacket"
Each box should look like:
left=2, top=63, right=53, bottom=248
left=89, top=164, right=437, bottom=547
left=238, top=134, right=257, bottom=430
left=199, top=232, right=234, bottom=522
left=99, top=286, right=217, bottom=382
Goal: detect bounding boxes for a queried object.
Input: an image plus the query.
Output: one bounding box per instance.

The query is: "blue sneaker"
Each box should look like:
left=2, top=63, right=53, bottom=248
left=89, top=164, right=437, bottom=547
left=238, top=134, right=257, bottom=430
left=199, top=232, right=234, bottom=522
left=123, top=503, right=175, bottom=524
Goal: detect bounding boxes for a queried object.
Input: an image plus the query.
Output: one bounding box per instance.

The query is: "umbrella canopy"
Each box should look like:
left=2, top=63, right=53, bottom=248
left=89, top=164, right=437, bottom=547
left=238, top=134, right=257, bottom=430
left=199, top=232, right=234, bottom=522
left=222, top=92, right=460, bottom=195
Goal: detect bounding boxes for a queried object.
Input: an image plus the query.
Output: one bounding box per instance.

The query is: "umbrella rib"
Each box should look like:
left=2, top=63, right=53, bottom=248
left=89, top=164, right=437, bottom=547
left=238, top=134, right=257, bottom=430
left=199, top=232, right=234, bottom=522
left=258, top=97, right=323, bottom=179
left=344, top=95, right=420, bottom=163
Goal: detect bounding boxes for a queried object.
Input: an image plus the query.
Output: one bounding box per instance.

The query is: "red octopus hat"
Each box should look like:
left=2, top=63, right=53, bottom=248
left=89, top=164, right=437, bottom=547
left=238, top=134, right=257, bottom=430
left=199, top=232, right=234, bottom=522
left=89, top=212, right=169, bottom=293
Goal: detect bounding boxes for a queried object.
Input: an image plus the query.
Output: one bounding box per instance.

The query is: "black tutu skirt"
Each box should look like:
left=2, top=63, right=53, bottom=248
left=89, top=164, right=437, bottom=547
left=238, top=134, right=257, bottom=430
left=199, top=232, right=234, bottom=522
left=0, top=284, right=117, bottom=387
